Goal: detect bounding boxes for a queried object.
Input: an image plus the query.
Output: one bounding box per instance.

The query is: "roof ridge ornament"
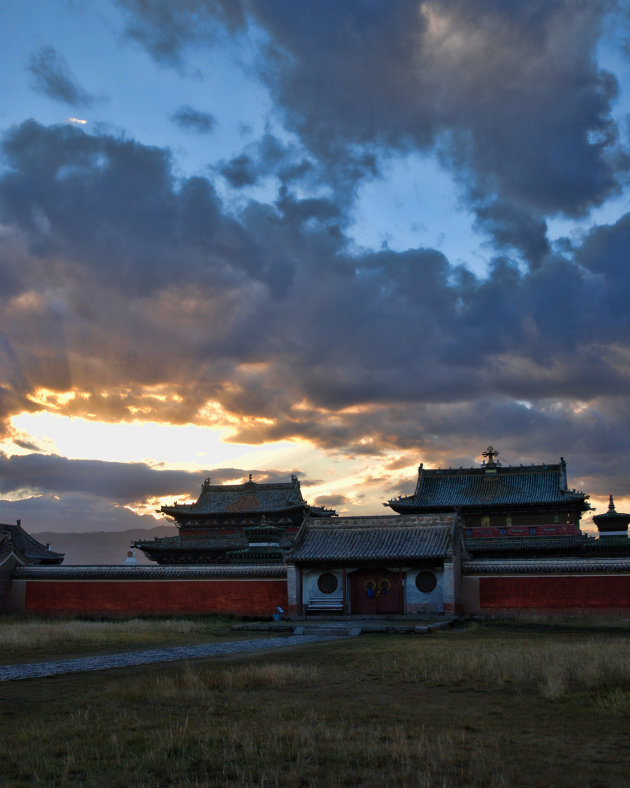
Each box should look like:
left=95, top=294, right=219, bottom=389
left=482, top=445, right=500, bottom=467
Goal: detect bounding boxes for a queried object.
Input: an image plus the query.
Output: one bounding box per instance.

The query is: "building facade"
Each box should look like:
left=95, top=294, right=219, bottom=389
left=286, top=514, right=465, bottom=616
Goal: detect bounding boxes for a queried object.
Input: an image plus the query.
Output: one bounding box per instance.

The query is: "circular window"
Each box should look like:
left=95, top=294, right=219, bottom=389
left=317, top=572, right=338, bottom=594
left=415, top=571, right=437, bottom=593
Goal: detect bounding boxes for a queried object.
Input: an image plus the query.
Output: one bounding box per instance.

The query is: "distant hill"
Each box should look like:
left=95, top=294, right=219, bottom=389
left=32, top=526, right=178, bottom=565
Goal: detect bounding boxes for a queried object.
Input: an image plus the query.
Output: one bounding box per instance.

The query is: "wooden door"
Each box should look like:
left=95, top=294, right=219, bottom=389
left=350, top=568, right=403, bottom=614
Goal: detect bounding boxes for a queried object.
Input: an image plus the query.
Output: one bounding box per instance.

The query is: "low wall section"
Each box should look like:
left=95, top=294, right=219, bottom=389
left=12, top=559, right=630, bottom=618
left=12, top=565, right=288, bottom=617
left=463, top=558, right=630, bottom=615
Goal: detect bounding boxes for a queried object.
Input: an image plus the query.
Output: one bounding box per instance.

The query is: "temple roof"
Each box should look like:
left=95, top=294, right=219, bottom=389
left=387, top=454, right=588, bottom=513
left=161, top=475, right=335, bottom=517
left=133, top=534, right=249, bottom=552
left=0, top=522, right=64, bottom=566
left=288, top=514, right=459, bottom=563
left=465, top=536, right=590, bottom=554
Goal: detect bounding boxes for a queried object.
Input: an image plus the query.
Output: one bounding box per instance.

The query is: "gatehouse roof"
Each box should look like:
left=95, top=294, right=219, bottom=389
left=288, top=514, right=460, bottom=563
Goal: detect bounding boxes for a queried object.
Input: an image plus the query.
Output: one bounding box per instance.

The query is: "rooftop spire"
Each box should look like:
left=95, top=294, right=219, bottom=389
left=482, top=445, right=499, bottom=466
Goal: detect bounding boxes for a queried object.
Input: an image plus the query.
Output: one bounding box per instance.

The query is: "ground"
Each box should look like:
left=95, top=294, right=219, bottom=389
left=0, top=619, right=629, bottom=786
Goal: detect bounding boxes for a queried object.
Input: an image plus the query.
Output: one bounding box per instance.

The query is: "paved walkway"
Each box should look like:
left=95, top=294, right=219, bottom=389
left=0, top=634, right=338, bottom=682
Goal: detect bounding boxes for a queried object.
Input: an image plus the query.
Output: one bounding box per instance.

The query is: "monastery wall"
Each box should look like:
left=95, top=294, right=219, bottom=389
left=11, top=561, right=630, bottom=618
left=463, top=560, right=630, bottom=615
left=11, top=566, right=287, bottom=617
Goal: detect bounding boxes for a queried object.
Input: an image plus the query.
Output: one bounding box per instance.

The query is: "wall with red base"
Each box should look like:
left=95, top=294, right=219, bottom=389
left=476, top=574, right=630, bottom=612
left=17, top=578, right=288, bottom=617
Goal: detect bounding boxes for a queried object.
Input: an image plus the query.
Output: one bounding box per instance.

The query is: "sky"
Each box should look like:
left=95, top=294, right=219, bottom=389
left=1, top=0, right=630, bottom=535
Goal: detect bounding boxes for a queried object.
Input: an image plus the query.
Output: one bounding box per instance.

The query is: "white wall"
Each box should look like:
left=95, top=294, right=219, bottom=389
left=405, top=568, right=445, bottom=614
left=302, top=568, right=344, bottom=608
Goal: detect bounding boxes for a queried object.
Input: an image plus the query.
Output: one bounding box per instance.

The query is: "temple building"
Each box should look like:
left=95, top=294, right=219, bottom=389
left=134, top=474, right=335, bottom=565
left=386, top=446, right=589, bottom=536
left=9, top=447, right=630, bottom=618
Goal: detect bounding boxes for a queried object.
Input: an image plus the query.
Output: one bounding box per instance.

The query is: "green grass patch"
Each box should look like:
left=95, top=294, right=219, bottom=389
left=1, top=622, right=630, bottom=785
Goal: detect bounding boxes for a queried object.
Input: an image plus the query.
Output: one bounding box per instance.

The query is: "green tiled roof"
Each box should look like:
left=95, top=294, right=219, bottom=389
left=388, top=459, right=588, bottom=512
left=162, top=476, right=336, bottom=517
left=289, top=514, right=457, bottom=563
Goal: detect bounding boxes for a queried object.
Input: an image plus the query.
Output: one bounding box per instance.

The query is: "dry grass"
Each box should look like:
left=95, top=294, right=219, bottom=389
left=0, top=616, right=246, bottom=663
left=365, top=635, right=630, bottom=698
left=1, top=622, right=630, bottom=786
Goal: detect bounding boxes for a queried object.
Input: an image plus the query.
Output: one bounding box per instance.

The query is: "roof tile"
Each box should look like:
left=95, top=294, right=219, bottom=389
left=289, top=514, right=457, bottom=563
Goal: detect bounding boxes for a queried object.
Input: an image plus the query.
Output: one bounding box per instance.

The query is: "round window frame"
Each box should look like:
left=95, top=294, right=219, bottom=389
left=415, top=570, right=437, bottom=594
left=317, top=572, right=339, bottom=594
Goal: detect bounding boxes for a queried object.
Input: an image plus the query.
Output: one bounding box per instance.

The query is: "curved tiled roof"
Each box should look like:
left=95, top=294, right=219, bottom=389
left=388, top=460, right=588, bottom=512
left=133, top=535, right=249, bottom=551
left=464, top=557, right=630, bottom=574
left=161, top=476, right=335, bottom=517
left=1, top=522, right=64, bottom=565
left=465, top=536, right=590, bottom=554
left=289, top=514, right=457, bottom=563
left=14, top=564, right=287, bottom=579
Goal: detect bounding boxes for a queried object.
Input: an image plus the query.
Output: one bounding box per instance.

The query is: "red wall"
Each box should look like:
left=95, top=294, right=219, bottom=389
left=23, top=578, right=287, bottom=617
left=479, top=574, right=630, bottom=611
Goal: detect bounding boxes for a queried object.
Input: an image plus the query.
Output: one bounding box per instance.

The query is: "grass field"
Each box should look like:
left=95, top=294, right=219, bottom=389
left=0, top=616, right=259, bottom=665
left=1, top=619, right=630, bottom=786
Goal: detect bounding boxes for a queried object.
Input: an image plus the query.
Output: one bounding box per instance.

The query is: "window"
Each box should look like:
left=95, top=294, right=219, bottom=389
left=317, top=572, right=338, bottom=594
left=415, top=571, right=437, bottom=593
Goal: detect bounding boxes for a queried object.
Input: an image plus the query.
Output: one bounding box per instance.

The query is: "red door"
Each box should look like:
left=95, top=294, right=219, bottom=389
left=350, top=568, right=403, bottom=614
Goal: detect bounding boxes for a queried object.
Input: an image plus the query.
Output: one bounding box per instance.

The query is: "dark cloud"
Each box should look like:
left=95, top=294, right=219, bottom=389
left=119, top=0, right=246, bottom=67
left=218, top=133, right=317, bottom=192
left=118, top=0, right=630, bottom=260
left=170, top=105, right=216, bottom=133
left=0, top=493, right=164, bottom=534
left=27, top=46, right=98, bottom=107
left=313, top=494, right=350, bottom=509
left=0, top=454, right=303, bottom=505
left=220, top=154, right=259, bottom=187
left=0, top=454, right=207, bottom=503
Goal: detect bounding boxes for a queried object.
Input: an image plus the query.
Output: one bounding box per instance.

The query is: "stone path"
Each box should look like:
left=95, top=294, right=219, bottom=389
left=0, top=634, right=338, bottom=682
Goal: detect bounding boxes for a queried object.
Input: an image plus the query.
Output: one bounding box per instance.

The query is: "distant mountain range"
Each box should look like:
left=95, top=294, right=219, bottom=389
left=32, top=526, right=178, bottom=565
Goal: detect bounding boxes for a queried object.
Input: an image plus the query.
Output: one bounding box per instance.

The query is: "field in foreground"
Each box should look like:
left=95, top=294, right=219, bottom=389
left=1, top=621, right=630, bottom=786
left=0, top=616, right=257, bottom=664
